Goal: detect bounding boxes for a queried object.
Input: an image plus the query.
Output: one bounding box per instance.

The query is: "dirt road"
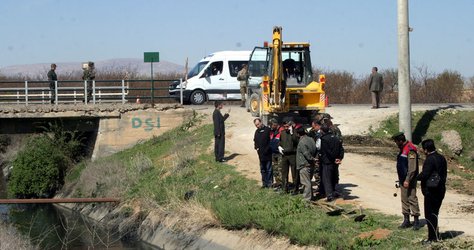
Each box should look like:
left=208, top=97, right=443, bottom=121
left=196, top=103, right=474, bottom=237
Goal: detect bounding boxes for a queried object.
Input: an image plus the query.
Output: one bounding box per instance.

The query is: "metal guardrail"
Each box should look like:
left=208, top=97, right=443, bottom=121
left=0, top=79, right=184, bottom=105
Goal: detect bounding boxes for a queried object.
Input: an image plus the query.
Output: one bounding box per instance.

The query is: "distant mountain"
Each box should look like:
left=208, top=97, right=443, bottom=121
left=0, top=58, right=185, bottom=79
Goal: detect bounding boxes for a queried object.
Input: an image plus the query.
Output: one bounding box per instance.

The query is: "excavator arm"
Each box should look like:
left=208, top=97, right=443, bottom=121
left=271, top=26, right=284, bottom=108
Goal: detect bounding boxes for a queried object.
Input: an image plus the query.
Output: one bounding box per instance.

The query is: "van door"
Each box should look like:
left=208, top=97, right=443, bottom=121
left=201, top=61, right=228, bottom=100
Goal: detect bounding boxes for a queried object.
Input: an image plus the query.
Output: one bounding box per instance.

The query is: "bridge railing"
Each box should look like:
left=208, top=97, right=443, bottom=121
left=0, top=79, right=184, bottom=105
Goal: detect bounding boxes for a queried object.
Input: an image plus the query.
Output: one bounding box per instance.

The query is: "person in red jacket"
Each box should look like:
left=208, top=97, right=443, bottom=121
left=392, top=132, right=421, bottom=230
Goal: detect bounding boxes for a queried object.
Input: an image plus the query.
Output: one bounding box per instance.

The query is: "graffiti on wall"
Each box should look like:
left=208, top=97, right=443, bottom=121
left=131, top=117, right=160, bottom=131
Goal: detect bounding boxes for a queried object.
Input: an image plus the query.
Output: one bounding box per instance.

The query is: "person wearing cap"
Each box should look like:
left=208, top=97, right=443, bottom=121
left=278, top=117, right=299, bottom=194
left=321, top=113, right=342, bottom=142
left=368, top=66, right=384, bottom=109
left=269, top=118, right=283, bottom=189
left=319, top=123, right=344, bottom=202
left=392, top=132, right=421, bottom=230
left=47, top=63, right=57, bottom=104
left=82, top=62, right=96, bottom=103
left=237, top=64, right=249, bottom=107
left=296, top=126, right=317, bottom=201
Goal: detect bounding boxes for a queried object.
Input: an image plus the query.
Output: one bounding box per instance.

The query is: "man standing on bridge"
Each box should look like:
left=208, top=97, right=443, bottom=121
left=82, top=62, right=96, bottom=103
left=47, top=63, right=57, bottom=104
left=392, top=132, right=421, bottom=230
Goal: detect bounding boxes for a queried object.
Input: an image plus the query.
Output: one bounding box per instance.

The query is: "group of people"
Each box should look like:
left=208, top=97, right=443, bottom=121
left=212, top=99, right=448, bottom=244
left=46, top=62, right=96, bottom=104
left=392, top=132, right=447, bottom=243
left=253, top=114, right=344, bottom=202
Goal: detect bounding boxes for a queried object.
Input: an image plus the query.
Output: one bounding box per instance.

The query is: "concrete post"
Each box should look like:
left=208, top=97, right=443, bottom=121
left=398, top=0, right=412, bottom=141
left=180, top=78, right=183, bottom=105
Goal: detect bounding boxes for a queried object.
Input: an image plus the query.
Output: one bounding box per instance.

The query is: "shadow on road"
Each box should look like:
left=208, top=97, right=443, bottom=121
left=337, top=183, right=359, bottom=200
left=225, top=153, right=241, bottom=161
left=440, top=230, right=464, bottom=240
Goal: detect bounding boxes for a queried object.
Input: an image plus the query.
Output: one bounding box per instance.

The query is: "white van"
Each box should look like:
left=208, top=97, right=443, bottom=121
left=169, top=51, right=251, bottom=105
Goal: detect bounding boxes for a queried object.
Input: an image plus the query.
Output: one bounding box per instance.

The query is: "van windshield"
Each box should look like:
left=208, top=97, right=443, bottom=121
left=188, top=61, right=209, bottom=78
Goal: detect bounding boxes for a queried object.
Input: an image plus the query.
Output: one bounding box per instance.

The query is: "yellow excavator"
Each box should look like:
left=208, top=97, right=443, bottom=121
left=246, top=26, right=326, bottom=124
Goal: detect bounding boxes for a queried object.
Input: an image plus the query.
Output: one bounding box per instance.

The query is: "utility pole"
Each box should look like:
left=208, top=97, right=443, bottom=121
left=397, top=0, right=412, bottom=140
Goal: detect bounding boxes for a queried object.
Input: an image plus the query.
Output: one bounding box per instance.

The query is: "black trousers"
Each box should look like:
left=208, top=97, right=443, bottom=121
left=214, top=135, right=225, bottom=161
left=322, top=163, right=338, bottom=198
left=424, top=187, right=445, bottom=241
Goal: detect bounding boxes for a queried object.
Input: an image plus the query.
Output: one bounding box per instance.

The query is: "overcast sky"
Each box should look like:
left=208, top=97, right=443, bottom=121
left=1, top=0, right=473, bottom=77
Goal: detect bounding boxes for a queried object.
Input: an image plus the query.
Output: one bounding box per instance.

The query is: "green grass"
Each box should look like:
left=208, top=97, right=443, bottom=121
left=66, top=115, right=436, bottom=249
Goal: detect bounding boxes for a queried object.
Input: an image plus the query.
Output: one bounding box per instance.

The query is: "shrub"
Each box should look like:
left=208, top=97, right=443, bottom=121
left=8, top=135, right=69, bottom=198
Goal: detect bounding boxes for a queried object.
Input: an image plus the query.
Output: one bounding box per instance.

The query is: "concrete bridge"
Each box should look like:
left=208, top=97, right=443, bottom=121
left=0, top=103, right=193, bottom=160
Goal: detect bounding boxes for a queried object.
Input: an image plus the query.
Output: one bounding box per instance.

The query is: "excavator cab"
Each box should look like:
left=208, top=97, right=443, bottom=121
left=248, top=45, right=313, bottom=86
left=246, top=26, right=326, bottom=124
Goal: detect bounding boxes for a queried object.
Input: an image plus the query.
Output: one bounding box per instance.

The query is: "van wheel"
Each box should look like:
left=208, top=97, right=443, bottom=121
left=190, top=90, right=206, bottom=105
left=249, top=93, right=260, bottom=117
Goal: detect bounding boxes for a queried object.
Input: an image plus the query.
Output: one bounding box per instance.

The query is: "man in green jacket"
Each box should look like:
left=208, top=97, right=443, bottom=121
left=296, top=127, right=317, bottom=201
left=368, top=67, right=384, bottom=109
left=279, top=118, right=299, bottom=194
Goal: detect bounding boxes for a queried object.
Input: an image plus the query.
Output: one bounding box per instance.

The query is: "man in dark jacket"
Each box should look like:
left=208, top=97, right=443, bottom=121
left=254, top=118, right=273, bottom=188
left=213, top=101, right=229, bottom=162
left=417, top=139, right=447, bottom=243
left=368, top=66, right=384, bottom=109
left=392, top=132, right=421, bottom=230
left=319, top=123, right=344, bottom=202
left=47, top=63, right=57, bottom=104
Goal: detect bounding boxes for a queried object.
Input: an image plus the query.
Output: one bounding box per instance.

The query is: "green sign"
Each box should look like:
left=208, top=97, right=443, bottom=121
left=144, top=52, right=160, bottom=62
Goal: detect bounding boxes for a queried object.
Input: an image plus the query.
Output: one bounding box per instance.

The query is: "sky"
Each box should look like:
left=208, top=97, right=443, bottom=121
left=1, top=0, right=473, bottom=78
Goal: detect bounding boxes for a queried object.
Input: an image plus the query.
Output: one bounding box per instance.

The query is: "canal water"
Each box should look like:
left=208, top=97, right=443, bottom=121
left=0, top=171, right=158, bottom=249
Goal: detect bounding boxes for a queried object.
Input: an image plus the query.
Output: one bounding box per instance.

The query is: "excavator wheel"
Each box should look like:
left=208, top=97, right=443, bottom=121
left=249, top=93, right=260, bottom=117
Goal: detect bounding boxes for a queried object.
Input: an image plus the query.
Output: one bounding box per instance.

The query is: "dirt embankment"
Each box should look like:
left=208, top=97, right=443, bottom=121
left=56, top=103, right=474, bottom=249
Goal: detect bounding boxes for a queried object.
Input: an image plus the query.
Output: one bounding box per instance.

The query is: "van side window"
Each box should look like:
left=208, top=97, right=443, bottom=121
left=228, top=61, right=248, bottom=77
left=203, top=61, right=223, bottom=77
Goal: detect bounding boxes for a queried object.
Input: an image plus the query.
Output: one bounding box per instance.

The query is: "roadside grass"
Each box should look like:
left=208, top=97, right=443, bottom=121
left=65, top=116, right=434, bottom=249
left=370, top=110, right=474, bottom=194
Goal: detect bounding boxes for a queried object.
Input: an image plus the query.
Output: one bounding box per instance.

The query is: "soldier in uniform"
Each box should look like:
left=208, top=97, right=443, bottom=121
left=47, top=63, right=57, bottom=104
left=269, top=118, right=283, bottom=189
left=82, top=62, right=96, bottom=102
left=308, top=119, right=323, bottom=194
left=237, top=64, right=249, bottom=107
left=392, top=132, right=421, bottom=230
